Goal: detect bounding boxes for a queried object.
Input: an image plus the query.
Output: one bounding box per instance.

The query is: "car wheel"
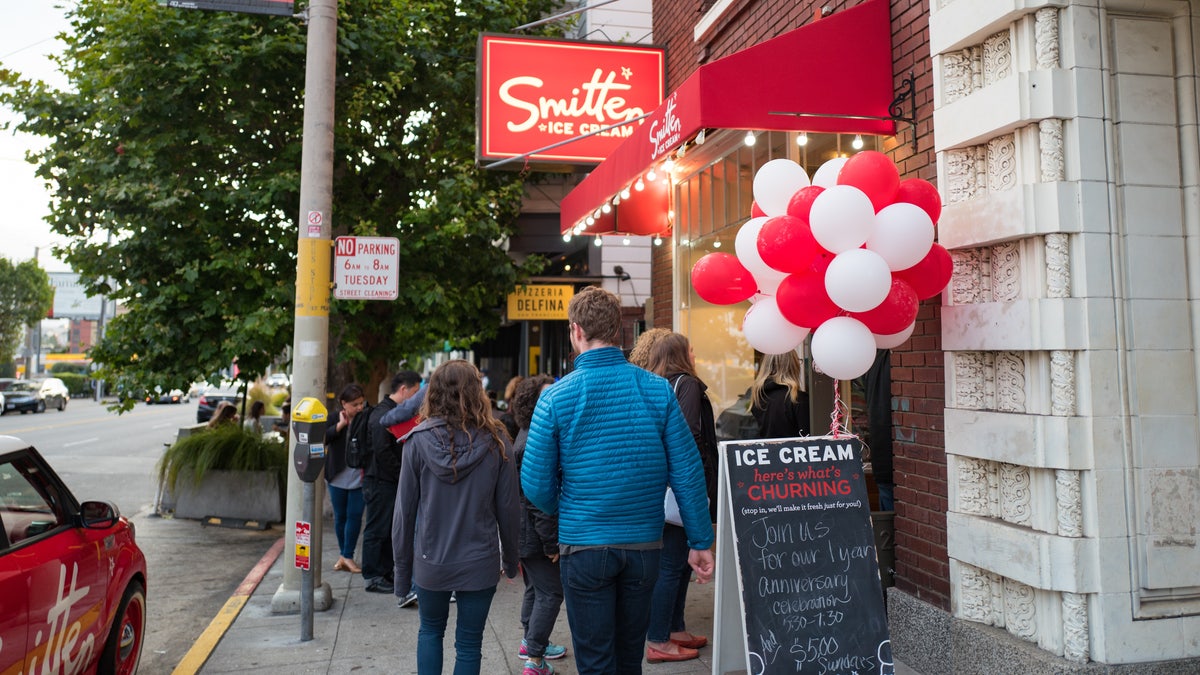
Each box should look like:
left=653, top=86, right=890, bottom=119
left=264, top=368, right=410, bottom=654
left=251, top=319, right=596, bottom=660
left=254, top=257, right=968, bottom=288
left=36, top=400, right=46, bottom=413
left=99, top=580, right=146, bottom=675
left=57, top=397, right=67, bottom=411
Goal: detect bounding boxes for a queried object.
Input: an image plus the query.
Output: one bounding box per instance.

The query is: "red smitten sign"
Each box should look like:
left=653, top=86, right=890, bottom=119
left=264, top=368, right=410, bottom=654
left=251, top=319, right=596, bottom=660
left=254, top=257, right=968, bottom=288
left=477, top=34, right=665, bottom=165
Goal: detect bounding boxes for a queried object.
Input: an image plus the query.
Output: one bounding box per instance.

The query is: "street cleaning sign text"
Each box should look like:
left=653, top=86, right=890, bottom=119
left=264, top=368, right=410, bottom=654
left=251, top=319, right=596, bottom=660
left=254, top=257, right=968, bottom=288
left=334, top=236, right=400, bottom=300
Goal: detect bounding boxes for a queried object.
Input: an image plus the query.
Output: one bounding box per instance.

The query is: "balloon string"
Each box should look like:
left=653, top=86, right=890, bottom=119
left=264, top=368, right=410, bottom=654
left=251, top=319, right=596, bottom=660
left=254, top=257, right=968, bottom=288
left=828, top=379, right=853, bottom=439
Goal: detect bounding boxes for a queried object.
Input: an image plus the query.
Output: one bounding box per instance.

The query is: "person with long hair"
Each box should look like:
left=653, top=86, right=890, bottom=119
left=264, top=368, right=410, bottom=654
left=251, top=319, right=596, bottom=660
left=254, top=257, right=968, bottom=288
left=392, top=360, right=520, bottom=675
left=242, top=400, right=266, bottom=435
left=750, top=350, right=812, bottom=438
left=325, top=384, right=367, bottom=575
left=629, top=328, right=718, bottom=663
left=510, top=374, right=567, bottom=675
left=206, top=400, right=239, bottom=429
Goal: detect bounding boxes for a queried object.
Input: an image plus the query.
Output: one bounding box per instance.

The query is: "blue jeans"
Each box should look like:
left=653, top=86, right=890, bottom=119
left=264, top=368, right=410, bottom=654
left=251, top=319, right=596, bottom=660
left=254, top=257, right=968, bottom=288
left=414, top=585, right=497, bottom=675
left=326, top=484, right=364, bottom=559
left=361, top=477, right=396, bottom=583
left=646, top=525, right=692, bottom=643
left=560, top=547, right=660, bottom=675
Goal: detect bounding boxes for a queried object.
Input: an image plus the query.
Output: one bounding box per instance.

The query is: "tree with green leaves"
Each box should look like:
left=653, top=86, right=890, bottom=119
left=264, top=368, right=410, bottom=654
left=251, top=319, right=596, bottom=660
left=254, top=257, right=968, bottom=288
left=0, top=258, right=54, bottom=369
left=1, top=0, right=559, bottom=404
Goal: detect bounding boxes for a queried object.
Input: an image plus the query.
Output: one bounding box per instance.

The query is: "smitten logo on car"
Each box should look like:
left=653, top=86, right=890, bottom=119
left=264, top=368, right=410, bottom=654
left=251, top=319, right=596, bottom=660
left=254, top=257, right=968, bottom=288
left=23, top=562, right=97, bottom=675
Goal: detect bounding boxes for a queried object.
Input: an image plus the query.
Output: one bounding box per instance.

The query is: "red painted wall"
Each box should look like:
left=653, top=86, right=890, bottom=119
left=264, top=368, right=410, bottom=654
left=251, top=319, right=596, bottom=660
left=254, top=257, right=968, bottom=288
left=652, top=0, right=949, bottom=609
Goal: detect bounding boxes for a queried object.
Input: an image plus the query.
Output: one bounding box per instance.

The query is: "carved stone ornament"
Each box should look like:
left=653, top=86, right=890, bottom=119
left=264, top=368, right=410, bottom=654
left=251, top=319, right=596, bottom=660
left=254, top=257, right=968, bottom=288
left=945, top=148, right=981, bottom=204
left=943, top=50, right=975, bottom=105
left=995, top=351, right=1027, bottom=413
left=1062, top=591, right=1090, bottom=662
left=991, top=241, right=1021, bottom=302
left=1050, top=349, right=1076, bottom=417
left=958, top=456, right=991, bottom=516
left=1039, top=118, right=1065, bottom=183
left=1045, top=232, right=1070, bottom=299
left=959, top=564, right=995, bottom=624
left=982, top=31, right=1013, bottom=86
left=1000, top=462, right=1033, bottom=527
left=987, top=134, right=1018, bottom=192
left=1055, top=469, right=1084, bottom=537
left=1003, top=578, right=1038, bottom=641
left=951, top=248, right=987, bottom=305
left=955, top=352, right=988, bottom=409
left=1035, top=7, right=1061, bottom=70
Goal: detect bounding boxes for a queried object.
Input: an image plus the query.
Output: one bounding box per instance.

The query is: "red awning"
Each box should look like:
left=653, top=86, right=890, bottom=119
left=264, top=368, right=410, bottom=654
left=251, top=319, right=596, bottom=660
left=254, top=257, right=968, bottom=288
left=560, top=0, right=896, bottom=234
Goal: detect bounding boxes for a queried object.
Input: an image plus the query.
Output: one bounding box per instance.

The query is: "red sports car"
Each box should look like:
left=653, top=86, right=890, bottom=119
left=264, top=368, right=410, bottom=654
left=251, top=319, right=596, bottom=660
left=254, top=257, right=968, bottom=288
left=0, top=436, right=147, bottom=674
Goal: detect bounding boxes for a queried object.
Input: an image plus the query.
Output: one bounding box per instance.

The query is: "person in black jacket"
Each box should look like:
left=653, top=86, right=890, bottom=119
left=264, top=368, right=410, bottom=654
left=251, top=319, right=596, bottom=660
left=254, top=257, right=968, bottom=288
left=510, top=374, right=568, bottom=674
left=360, top=370, right=422, bottom=594
left=629, top=328, right=717, bottom=663
left=750, top=351, right=812, bottom=439
left=325, top=385, right=367, bottom=575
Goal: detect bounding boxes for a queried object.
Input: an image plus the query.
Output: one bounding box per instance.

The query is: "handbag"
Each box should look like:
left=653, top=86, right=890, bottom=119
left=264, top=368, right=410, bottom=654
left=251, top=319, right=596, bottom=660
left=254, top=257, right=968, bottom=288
left=664, top=487, right=684, bottom=527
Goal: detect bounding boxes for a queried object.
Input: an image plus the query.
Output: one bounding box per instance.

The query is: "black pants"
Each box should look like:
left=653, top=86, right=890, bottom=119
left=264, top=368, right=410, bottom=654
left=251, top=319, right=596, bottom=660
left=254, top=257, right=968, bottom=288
left=360, top=476, right=397, bottom=584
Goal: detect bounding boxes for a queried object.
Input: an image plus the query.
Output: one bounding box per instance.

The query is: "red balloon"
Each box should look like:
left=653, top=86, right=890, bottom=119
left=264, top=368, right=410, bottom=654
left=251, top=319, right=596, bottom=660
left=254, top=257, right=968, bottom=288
left=691, top=252, right=758, bottom=305
left=894, top=243, right=952, bottom=299
left=851, top=279, right=919, bottom=334
left=895, top=177, right=942, bottom=224
left=751, top=201, right=767, bottom=218
left=775, top=270, right=841, bottom=329
left=837, top=150, right=900, bottom=211
left=756, top=215, right=825, bottom=274
left=785, top=185, right=825, bottom=222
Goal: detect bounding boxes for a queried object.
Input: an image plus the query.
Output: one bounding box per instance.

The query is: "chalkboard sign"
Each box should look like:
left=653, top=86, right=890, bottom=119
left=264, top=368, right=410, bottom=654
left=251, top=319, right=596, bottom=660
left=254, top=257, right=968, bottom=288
left=722, top=435, right=892, bottom=675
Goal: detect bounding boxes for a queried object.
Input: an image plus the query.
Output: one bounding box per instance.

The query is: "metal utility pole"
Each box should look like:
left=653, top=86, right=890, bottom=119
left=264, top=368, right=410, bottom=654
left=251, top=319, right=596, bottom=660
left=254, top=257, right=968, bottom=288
left=271, top=0, right=336, bottom=615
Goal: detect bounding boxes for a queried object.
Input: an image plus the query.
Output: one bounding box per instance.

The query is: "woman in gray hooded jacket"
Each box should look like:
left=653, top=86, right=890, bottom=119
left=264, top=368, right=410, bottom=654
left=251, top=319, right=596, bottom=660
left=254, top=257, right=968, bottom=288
left=392, top=359, right=521, bottom=675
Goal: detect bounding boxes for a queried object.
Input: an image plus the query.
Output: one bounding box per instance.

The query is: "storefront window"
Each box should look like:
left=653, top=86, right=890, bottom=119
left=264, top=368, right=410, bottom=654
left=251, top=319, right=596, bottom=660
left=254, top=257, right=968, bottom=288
left=671, top=130, right=883, bottom=417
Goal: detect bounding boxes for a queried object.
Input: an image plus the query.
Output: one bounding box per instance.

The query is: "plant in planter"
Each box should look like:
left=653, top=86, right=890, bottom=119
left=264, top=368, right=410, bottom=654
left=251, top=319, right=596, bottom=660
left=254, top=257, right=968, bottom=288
left=157, top=424, right=288, bottom=522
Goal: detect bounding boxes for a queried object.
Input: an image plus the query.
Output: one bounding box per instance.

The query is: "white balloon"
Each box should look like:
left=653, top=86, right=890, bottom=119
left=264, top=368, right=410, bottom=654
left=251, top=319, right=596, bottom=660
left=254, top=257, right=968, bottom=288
left=735, top=216, right=787, bottom=295
left=808, top=185, right=876, bottom=253
left=753, top=159, right=811, bottom=217
left=867, top=202, right=936, bottom=271
left=825, top=248, right=892, bottom=313
left=811, top=316, right=877, bottom=380
left=811, top=156, right=849, bottom=188
left=742, top=296, right=811, bottom=355
left=874, top=322, right=916, bottom=349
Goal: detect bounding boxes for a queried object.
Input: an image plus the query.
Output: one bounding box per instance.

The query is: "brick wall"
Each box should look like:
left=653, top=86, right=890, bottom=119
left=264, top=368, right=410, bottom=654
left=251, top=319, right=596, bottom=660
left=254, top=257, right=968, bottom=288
left=652, top=0, right=949, bottom=609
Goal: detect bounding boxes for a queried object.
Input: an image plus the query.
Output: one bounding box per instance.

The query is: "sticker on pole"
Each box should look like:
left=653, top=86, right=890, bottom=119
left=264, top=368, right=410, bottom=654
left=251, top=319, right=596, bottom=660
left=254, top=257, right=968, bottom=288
left=334, top=236, right=400, bottom=300
left=295, top=520, right=312, bottom=570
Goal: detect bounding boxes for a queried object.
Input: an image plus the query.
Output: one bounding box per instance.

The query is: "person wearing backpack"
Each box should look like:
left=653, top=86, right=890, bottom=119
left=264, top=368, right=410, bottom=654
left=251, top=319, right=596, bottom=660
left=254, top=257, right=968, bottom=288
left=361, top=370, right=423, bottom=595
left=325, top=384, right=368, bottom=574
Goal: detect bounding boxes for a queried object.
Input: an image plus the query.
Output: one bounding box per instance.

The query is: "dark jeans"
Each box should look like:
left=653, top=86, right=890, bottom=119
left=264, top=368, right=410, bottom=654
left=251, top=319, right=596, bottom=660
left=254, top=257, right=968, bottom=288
left=520, top=553, right=564, bottom=658
left=361, top=477, right=396, bottom=583
left=326, top=484, right=363, bottom=559
left=646, top=525, right=691, bottom=642
left=560, top=547, right=660, bottom=675
left=414, top=585, right=497, bottom=675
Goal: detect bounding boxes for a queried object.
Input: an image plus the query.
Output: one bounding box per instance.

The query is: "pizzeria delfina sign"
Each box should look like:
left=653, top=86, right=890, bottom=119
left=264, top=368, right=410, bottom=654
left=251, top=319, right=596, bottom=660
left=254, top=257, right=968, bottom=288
left=507, top=285, right=574, bottom=321
left=478, top=34, right=665, bottom=165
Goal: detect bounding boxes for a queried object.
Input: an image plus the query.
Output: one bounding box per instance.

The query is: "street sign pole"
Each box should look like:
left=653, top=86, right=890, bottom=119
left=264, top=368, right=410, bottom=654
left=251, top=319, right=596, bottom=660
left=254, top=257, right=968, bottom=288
left=271, top=0, right=336, bottom=617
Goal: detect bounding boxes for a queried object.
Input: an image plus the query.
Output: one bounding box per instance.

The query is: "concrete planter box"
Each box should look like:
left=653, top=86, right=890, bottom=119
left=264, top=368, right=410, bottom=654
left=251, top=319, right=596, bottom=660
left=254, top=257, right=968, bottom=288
left=158, top=470, right=284, bottom=523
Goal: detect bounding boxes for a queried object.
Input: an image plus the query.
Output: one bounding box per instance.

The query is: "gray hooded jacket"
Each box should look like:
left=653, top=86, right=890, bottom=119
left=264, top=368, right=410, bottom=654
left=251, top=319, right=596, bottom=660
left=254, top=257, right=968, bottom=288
left=392, top=418, right=520, bottom=595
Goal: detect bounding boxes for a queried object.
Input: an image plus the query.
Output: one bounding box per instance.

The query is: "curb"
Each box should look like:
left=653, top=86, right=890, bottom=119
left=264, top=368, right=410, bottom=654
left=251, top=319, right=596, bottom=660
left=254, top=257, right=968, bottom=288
left=170, top=536, right=285, bottom=675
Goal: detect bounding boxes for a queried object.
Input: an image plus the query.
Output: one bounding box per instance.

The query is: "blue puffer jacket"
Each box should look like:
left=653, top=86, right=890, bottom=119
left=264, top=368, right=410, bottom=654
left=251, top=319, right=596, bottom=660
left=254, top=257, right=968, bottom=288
left=521, top=347, right=714, bottom=550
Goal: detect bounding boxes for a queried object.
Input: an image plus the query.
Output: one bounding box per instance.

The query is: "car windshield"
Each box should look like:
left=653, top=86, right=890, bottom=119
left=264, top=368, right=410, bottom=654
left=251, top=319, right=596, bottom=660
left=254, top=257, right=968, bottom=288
left=10, top=382, right=37, bottom=392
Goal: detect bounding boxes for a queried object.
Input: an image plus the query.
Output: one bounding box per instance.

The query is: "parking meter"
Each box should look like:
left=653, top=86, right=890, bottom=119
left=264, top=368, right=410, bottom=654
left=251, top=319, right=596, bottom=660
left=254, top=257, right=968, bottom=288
left=291, top=397, right=328, bottom=482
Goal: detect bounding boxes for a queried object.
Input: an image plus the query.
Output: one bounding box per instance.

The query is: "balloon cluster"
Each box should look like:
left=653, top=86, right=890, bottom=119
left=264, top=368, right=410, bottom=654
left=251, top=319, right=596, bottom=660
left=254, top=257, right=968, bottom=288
left=690, top=151, right=951, bottom=380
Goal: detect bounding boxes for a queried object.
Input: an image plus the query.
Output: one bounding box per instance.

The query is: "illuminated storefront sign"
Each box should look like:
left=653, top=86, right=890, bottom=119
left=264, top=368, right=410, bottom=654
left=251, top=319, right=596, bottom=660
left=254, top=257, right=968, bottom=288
left=507, top=285, right=574, bottom=320
left=477, top=34, right=665, bottom=165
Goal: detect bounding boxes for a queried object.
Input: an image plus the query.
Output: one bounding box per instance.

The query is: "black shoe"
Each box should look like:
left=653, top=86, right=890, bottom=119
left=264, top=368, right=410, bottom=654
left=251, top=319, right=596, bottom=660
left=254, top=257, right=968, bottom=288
left=365, top=580, right=395, bottom=594
left=397, top=591, right=418, bottom=608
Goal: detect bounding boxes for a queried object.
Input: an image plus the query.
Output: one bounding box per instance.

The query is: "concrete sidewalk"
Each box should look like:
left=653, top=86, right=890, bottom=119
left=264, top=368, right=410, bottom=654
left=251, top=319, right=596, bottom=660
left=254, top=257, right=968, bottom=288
left=195, top=515, right=919, bottom=674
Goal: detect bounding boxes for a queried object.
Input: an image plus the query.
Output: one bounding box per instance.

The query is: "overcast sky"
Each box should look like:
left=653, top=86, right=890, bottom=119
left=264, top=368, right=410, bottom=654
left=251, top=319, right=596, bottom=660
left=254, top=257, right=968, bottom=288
left=1, top=2, right=72, bottom=271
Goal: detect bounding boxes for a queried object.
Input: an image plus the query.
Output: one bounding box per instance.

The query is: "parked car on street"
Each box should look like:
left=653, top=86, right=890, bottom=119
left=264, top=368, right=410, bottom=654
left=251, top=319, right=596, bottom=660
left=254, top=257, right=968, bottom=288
left=0, top=436, right=147, bottom=675
left=145, top=386, right=186, bottom=405
left=266, top=373, right=290, bottom=389
left=34, top=378, right=70, bottom=411
left=3, top=382, right=47, bottom=415
left=196, top=382, right=245, bottom=423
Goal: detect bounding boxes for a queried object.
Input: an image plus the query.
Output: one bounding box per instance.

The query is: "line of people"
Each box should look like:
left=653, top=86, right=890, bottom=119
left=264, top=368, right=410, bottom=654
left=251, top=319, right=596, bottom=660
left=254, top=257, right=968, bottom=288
left=319, top=286, right=814, bottom=675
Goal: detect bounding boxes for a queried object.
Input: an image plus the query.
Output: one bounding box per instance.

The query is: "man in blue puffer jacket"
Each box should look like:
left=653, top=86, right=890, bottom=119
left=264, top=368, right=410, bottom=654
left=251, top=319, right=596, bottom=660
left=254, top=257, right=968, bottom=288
left=522, top=286, right=715, bottom=675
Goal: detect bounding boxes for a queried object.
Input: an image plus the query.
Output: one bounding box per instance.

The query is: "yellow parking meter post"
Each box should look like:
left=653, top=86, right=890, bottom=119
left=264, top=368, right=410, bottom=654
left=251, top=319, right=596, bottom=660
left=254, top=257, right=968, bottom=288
left=291, top=397, right=328, bottom=483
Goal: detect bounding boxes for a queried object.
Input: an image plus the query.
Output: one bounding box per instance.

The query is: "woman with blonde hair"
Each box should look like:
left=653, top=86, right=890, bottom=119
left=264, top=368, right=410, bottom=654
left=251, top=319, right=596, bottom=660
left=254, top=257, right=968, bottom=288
left=629, top=328, right=717, bottom=663
left=750, top=350, right=812, bottom=438
left=393, top=359, right=521, bottom=675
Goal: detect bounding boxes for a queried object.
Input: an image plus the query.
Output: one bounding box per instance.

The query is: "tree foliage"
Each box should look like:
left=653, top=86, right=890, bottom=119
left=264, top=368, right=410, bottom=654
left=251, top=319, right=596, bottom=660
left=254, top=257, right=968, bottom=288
left=1, top=0, right=560, bottom=403
left=0, top=258, right=54, bottom=367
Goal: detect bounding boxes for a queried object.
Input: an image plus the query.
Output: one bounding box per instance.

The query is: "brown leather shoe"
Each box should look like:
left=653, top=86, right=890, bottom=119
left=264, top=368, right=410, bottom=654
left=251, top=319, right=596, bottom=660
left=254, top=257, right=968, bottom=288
left=646, top=643, right=699, bottom=663
left=670, top=634, right=708, bottom=650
